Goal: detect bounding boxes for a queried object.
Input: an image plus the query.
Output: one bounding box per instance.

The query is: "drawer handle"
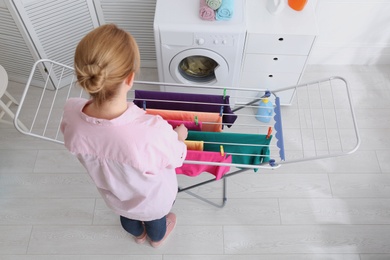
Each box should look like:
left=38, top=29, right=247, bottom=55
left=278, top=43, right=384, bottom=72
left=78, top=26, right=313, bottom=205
left=273, top=57, right=278, bottom=61
left=278, top=38, right=284, bottom=41
left=268, top=75, right=273, bottom=78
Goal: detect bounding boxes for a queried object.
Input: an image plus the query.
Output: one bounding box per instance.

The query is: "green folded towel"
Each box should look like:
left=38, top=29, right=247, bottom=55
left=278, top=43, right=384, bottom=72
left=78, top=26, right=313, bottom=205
left=206, top=0, right=222, bottom=10
left=187, top=131, right=272, bottom=170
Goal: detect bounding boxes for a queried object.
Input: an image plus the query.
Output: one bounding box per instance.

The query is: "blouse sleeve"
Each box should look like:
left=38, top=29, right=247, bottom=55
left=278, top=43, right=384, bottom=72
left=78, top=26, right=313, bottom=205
left=143, top=116, right=187, bottom=171
left=60, top=98, right=78, bottom=134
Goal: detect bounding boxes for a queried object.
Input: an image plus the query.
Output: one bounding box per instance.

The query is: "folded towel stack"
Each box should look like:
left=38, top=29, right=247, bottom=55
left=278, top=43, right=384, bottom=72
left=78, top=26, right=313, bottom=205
left=199, top=0, right=234, bottom=21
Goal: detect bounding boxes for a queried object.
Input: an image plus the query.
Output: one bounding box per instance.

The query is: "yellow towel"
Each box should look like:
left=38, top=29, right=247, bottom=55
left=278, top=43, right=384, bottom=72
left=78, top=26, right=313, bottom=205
left=184, top=140, right=204, bottom=151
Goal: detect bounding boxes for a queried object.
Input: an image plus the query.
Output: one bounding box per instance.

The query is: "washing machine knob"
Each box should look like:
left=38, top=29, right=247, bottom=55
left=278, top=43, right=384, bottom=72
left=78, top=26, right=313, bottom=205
left=197, top=38, right=205, bottom=45
left=222, top=39, right=227, bottom=45
left=213, top=39, right=219, bottom=44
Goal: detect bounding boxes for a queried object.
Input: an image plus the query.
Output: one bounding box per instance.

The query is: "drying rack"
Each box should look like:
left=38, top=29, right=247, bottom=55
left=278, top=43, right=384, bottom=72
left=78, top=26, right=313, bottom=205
left=14, top=59, right=360, bottom=208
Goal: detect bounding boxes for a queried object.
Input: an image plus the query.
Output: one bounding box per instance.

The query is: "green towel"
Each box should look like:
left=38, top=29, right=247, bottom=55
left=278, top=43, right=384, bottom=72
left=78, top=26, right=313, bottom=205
left=206, top=0, right=222, bottom=10
left=187, top=131, right=272, bottom=170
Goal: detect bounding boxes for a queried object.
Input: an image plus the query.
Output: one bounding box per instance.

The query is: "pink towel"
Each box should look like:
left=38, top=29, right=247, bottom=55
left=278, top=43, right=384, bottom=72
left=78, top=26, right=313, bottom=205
left=167, top=120, right=202, bottom=131
left=199, top=0, right=215, bottom=21
left=146, top=109, right=223, bottom=132
left=176, top=150, right=232, bottom=180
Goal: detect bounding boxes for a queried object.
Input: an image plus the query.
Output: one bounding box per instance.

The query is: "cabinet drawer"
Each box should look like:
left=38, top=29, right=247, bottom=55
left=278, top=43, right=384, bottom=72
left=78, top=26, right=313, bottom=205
left=240, top=71, right=299, bottom=105
left=246, top=34, right=315, bottom=55
left=241, top=71, right=301, bottom=88
left=243, top=54, right=307, bottom=73
left=240, top=71, right=301, bottom=105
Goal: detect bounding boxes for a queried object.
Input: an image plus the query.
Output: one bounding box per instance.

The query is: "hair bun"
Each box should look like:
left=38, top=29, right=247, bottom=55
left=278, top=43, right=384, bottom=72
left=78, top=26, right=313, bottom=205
left=77, top=63, right=105, bottom=93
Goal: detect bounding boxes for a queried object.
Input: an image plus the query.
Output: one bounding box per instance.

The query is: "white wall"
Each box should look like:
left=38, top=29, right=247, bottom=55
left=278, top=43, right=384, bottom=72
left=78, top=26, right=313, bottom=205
left=308, top=0, right=390, bottom=65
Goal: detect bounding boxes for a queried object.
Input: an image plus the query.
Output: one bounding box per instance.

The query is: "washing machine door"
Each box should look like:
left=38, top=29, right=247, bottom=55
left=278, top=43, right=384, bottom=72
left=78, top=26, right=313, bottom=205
left=169, top=49, right=229, bottom=85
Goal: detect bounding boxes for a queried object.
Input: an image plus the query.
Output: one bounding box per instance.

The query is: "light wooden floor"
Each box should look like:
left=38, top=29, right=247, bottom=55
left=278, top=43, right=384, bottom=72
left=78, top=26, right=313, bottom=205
left=1, top=65, right=390, bottom=260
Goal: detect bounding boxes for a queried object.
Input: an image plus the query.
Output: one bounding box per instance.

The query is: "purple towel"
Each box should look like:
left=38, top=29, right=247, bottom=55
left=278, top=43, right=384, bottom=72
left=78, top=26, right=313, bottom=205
left=133, top=90, right=237, bottom=128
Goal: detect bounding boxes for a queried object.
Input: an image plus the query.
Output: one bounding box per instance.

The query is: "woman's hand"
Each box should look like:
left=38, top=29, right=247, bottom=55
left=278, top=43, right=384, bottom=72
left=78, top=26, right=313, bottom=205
left=174, top=124, right=188, bottom=142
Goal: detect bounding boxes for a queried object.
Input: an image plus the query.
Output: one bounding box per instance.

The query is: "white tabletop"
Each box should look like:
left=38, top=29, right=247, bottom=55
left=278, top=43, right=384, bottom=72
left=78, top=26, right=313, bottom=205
left=246, top=0, right=318, bottom=35
left=154, top=0, right=246, bottom=33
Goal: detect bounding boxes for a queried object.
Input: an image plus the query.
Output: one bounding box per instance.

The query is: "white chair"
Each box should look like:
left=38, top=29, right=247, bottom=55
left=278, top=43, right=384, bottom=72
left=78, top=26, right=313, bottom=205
left=0, top=65, right=26, bottom=130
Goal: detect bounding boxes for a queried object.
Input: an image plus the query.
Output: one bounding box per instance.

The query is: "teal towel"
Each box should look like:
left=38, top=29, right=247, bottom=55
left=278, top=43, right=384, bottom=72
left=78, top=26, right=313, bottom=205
left=187, top=131, right=272, bottom=169
left=206, top=0, right=222, bottom=10
left=216, top=0, right=234, bottom=21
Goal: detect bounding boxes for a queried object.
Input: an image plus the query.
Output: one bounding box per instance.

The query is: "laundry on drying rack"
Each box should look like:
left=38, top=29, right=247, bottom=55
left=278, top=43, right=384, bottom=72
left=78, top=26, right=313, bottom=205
left=187, top=131, right=272, bottom=170
left=146, top=109, right=223, bottom=132
left=167, top=119, right=202, bottom=131
left=184, top=140, right=204, bottom=151
left=13, top=59, right=361, bottom=209
left=134, top=90, right=237, bottom=128
left=176, top=150, right=232, bottom=180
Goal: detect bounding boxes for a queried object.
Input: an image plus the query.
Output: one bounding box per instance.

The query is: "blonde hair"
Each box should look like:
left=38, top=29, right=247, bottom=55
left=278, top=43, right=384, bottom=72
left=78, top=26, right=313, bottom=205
left=74, top=24, right=140, bottom=106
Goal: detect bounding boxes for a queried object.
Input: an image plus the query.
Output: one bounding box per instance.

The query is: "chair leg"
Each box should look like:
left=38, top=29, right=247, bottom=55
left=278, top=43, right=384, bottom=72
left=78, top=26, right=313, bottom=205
left=0, top=100, right=12, bottom=119
left=4, top=91, right=19, bottom=105
left=0, top=100, right=28, bottom=131
left=0, top=100, right=13, bottom=118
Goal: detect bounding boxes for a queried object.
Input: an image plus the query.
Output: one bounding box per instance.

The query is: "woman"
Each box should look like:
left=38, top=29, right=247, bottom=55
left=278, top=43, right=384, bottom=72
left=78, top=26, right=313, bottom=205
left=61, top=24, right=188, bottom=247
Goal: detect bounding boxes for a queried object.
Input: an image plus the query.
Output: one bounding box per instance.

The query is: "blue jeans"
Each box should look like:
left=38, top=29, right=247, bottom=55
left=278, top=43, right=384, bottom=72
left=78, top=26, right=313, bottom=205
left=120, top=215, right=166, bottom=242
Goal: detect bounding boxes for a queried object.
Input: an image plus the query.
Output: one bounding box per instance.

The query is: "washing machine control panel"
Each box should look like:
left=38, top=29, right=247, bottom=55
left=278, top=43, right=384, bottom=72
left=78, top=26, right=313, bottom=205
left=194, top=33, right=236, bottom=47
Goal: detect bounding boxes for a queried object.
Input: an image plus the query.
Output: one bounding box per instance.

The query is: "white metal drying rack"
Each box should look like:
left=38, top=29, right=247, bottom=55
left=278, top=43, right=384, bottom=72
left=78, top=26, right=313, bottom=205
left=14, top=59, right=360, bottom=207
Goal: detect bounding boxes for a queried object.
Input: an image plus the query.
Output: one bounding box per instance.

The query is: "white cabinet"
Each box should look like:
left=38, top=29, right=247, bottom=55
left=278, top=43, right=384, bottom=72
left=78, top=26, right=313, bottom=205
left=241, top=0, right=318, bottom=105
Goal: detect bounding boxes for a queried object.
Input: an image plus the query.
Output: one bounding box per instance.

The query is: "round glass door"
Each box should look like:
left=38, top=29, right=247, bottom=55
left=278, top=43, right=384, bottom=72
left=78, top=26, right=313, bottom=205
left=170, top=49, right=228, bottom=85
left=178, top=55, right=218, bottom=83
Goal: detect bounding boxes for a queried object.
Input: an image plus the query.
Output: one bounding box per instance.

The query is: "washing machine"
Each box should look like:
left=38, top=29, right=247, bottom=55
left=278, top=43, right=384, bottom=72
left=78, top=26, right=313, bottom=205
left=154, top=0, right=246, bottom=94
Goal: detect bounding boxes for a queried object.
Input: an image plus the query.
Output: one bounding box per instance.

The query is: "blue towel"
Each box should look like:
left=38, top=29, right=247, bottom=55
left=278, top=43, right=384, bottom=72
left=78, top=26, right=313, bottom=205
left=216, top=0, right=234, bottom=21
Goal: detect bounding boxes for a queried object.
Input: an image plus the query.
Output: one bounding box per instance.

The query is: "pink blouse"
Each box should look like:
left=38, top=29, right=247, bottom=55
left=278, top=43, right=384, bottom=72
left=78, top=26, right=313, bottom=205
left=60, top=98, right=187, bottom=221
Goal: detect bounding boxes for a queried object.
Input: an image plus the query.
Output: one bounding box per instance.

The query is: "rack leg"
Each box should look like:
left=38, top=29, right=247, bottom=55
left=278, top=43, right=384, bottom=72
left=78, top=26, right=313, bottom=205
left=177, top=169, right=247, bottom=208
left=180, top=178, right=227, bottom=208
